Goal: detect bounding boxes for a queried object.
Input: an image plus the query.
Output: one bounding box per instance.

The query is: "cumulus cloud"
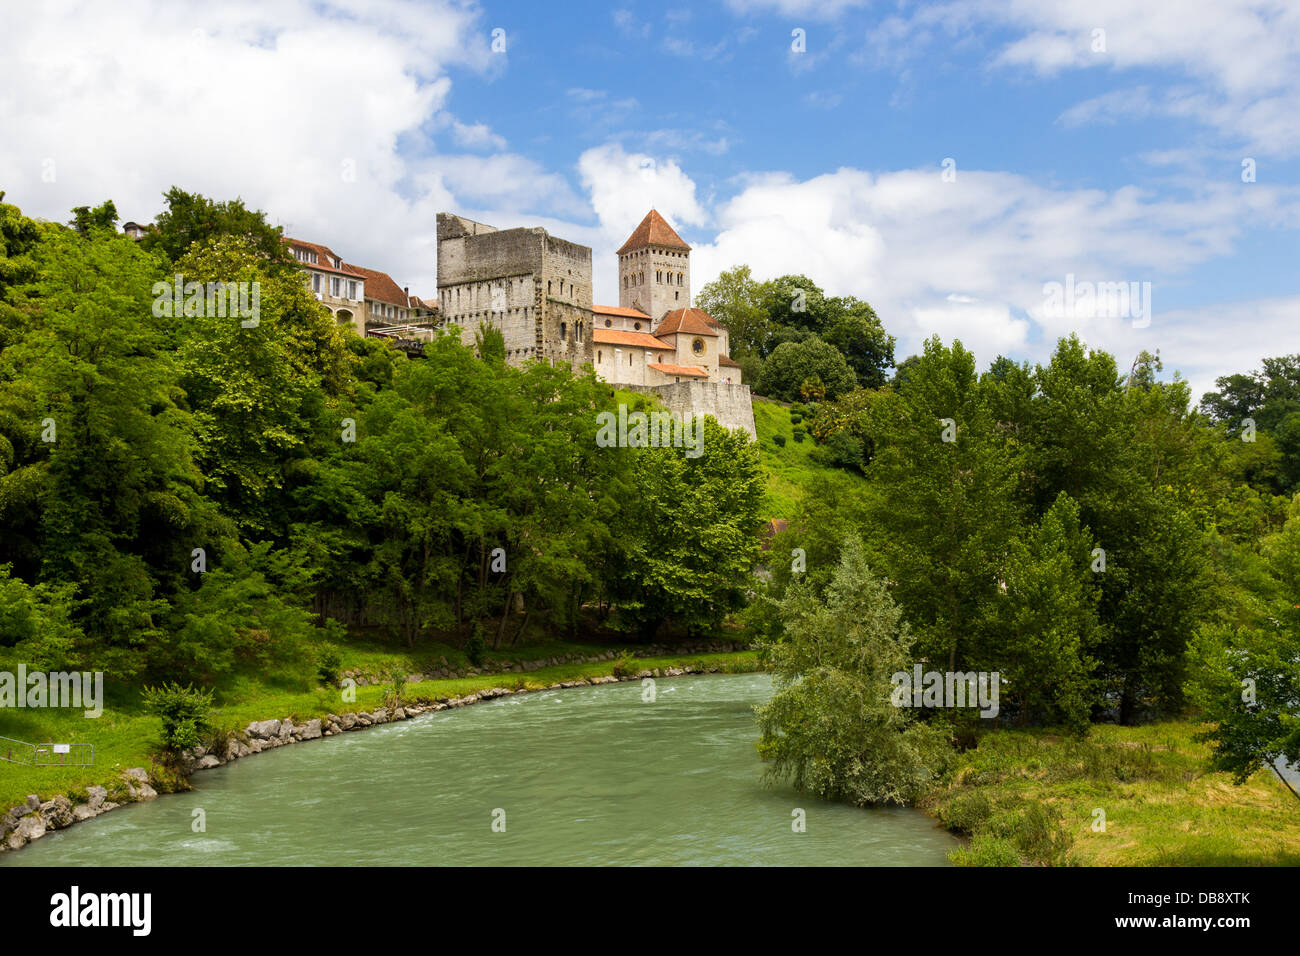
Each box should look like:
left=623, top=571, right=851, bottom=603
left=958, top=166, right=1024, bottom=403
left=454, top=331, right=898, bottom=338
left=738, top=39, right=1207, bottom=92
left=0, top=0, right=549, bottom=294
left=871, top=0, right=1300, bottom=156
left=690, top=163, right=1300, bottom=388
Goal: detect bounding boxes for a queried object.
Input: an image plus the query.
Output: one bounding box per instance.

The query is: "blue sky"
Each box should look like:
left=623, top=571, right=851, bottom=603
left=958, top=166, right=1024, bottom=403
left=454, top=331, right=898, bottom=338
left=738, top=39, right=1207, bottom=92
left=3, top=0, right=1298, bottom=399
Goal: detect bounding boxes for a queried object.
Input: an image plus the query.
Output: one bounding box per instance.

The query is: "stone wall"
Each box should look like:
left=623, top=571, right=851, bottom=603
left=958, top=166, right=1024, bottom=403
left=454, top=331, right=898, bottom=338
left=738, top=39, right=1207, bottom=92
left=622, top=381, right=757, bottom=438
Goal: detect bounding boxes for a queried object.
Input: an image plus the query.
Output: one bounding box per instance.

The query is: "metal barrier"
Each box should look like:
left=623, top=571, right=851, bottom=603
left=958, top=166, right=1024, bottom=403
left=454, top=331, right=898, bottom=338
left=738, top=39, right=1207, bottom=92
left=0, top=735, right=93, bottom=767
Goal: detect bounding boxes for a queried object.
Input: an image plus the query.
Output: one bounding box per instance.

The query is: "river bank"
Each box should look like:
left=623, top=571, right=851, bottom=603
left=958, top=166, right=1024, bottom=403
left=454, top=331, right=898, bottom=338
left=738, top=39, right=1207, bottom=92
left=2, top=671, right=958, bottom=867
left=0, top=649, right=760, bottom=856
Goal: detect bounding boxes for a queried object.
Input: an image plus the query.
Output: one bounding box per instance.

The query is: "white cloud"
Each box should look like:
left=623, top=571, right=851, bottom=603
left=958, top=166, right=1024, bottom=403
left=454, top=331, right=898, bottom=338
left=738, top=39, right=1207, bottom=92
left=0, top=0, right=517, bottom=295
left=689, top=164, right=1300, bottom=389
left=876, top=0, right=1300, bottom=156
left=450, top=122, right=507, bottom=151
left=723, top=0, right=870, bottom=18
left=577, top=143, right=710, bottom=303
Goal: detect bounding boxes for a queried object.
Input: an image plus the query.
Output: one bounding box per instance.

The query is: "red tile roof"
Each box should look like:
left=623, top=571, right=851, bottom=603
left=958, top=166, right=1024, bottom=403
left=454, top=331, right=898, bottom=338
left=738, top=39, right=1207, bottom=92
left=285, top=238, right=366, bottom=278
left=408, top=295, right=438, bottom=312
left=593, top=304, right=651, bottom=319
left=344, top=263, right=408, bottom=307
left=718, top=354, right=741, bottom=367
left=648, top=362, right=708, bottom=378
left=594, top=329, right=670, bottom=349
left=617, top=209, right=690, bottom=255
left=654, top=307, right=720, bottom=337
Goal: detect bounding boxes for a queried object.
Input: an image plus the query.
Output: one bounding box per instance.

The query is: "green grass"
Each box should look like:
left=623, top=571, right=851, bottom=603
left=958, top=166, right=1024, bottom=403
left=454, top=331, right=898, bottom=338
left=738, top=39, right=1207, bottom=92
left=0, top=647, right=759, bottom=813
left=751, top=396, right=864, bottom=519
left=922, top=721, right=1300, bottom=866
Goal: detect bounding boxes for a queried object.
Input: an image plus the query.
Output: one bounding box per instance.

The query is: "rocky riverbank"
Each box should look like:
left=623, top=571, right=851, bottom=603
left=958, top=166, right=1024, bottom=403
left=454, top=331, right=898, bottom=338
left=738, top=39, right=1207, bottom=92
left=0, top=656, right=751, bottom=855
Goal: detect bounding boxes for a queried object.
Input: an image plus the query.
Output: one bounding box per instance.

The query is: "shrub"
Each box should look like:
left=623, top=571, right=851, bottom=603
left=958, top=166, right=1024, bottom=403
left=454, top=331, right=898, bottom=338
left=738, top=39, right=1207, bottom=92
left=382, top=666, right=408, bottom=709
left=314, top=643, right=342, bottom=686
left=465, top=623, right=486, bottom=668
left=792, top=428, right=806, bottom=443
left=143, top=682, right=215, bottom=753
left=790, top=412, right=803, bottom=424
left=773, top=434, right=787, bottom=448
left=612, top=653, right=639, bottom=678
left=938, top=790, right=994, bottom=834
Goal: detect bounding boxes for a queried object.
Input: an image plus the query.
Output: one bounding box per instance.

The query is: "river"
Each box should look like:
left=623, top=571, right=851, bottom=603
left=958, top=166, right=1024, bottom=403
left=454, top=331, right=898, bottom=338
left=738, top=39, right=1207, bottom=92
left=2, top=673, right=957, bottom=866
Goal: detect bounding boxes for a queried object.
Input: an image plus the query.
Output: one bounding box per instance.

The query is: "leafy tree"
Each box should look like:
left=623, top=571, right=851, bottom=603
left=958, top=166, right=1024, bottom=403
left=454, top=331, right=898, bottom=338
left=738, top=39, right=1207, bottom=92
left=757, top=336, right=856, bottom=402
left=821, top=297, right=895, bottom=388
left=1192, top=496, right=1300, bottom=784
left=693, top=265, right=769, bottom=358
left=985, top=493, right=1100, bottom=731
left=142, top=186, right=293, bottom=268
left=611, top=418, right=764, bottom=639
left=863, top=336, right=1024, bottom=675
left=755, top=536, right=952, bottom=805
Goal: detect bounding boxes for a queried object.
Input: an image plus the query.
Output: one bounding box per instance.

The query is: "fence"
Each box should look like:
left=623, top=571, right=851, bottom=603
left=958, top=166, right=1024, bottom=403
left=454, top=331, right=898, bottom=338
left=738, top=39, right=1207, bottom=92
left=0, top=735, right=93, bottom=767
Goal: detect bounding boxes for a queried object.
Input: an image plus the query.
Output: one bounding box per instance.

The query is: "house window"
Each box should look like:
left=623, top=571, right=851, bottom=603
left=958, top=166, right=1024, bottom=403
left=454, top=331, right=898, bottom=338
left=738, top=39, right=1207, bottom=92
left=312, top=274, right=321, bottom=292
left=692, top=338, right=704, bottom=355
left=330, top=277, right=340, bottom=296
left=347, top=281, right=357, bottom=299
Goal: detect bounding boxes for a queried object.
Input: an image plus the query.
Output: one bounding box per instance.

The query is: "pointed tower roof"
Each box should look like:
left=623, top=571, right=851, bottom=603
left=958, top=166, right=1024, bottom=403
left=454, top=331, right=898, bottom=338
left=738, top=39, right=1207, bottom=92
left=617, top=209, right=691, bottom=255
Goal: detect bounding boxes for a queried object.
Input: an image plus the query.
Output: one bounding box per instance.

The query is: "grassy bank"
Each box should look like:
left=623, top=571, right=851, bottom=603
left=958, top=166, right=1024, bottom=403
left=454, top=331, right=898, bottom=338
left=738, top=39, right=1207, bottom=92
left=0, top=647, right=759, bottom=812
left=751, top=397, right=866, bottom=520
left=922, top=721, right=1300, bottom=866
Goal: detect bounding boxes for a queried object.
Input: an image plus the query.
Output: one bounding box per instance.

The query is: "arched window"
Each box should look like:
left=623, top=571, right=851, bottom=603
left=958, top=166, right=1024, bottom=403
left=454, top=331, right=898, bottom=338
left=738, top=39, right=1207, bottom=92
left=560, top=322, right=567, bottom=340
left=623, top=276, right=628, bottom=289
left=677, top=273, right=683, bottom=285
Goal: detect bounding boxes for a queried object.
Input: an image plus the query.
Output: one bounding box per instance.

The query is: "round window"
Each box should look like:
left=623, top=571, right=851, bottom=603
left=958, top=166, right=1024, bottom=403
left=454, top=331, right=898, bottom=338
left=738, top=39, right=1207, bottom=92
left=634, top=322, right=641, bottom=331
left=605, top=318, right=612, bottom=327
left=692, top=337, right=705, bottom=354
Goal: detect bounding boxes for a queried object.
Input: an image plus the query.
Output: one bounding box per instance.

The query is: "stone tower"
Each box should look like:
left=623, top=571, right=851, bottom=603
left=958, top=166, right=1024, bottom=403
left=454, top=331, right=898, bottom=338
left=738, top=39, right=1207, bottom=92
left=435, top=213, right=593, bottom=372
left=617, top=209, right=690, bottom=323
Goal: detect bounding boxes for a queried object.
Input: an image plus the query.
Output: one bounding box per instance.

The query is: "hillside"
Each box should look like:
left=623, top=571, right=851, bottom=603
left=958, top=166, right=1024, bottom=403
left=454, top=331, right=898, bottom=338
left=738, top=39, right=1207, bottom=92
left=750, top=395, right=867, bottom=520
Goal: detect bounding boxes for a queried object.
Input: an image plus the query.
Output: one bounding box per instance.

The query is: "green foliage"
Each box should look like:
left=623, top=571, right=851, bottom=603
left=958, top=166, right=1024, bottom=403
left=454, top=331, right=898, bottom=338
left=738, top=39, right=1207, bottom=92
left=757, top=336, right=856, bottom=403
left=465, top=623, right=487, bottom=668
left=142, top=682, right=214, bottom=753
left=755, top=536, right=953, bottom=805
left=611, top=652, right=638, bottom=678
left=314, top=643, right=342, bottom=686
left=773, top=434, right=786, bottom=447
left=142, top=186, right=292, bottom=268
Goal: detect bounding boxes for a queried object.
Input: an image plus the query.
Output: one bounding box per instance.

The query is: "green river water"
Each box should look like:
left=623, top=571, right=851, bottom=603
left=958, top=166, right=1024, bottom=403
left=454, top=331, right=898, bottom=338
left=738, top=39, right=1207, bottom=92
left=3, top=673, right=957, bottom=866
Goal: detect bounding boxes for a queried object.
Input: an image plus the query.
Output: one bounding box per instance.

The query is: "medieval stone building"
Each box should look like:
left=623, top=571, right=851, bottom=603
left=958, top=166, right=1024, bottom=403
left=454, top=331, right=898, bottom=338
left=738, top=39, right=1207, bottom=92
left=435, top=209, right=755, bottom=437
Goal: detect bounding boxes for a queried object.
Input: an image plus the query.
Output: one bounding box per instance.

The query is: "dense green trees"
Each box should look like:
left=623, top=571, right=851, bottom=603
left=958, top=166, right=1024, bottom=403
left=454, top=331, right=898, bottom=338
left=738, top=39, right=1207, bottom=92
left=0, top=192, right=763, bottom=689
left=694, top=266, right=894, bottom=394
left=763, top=332, right=1225, bottom=729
